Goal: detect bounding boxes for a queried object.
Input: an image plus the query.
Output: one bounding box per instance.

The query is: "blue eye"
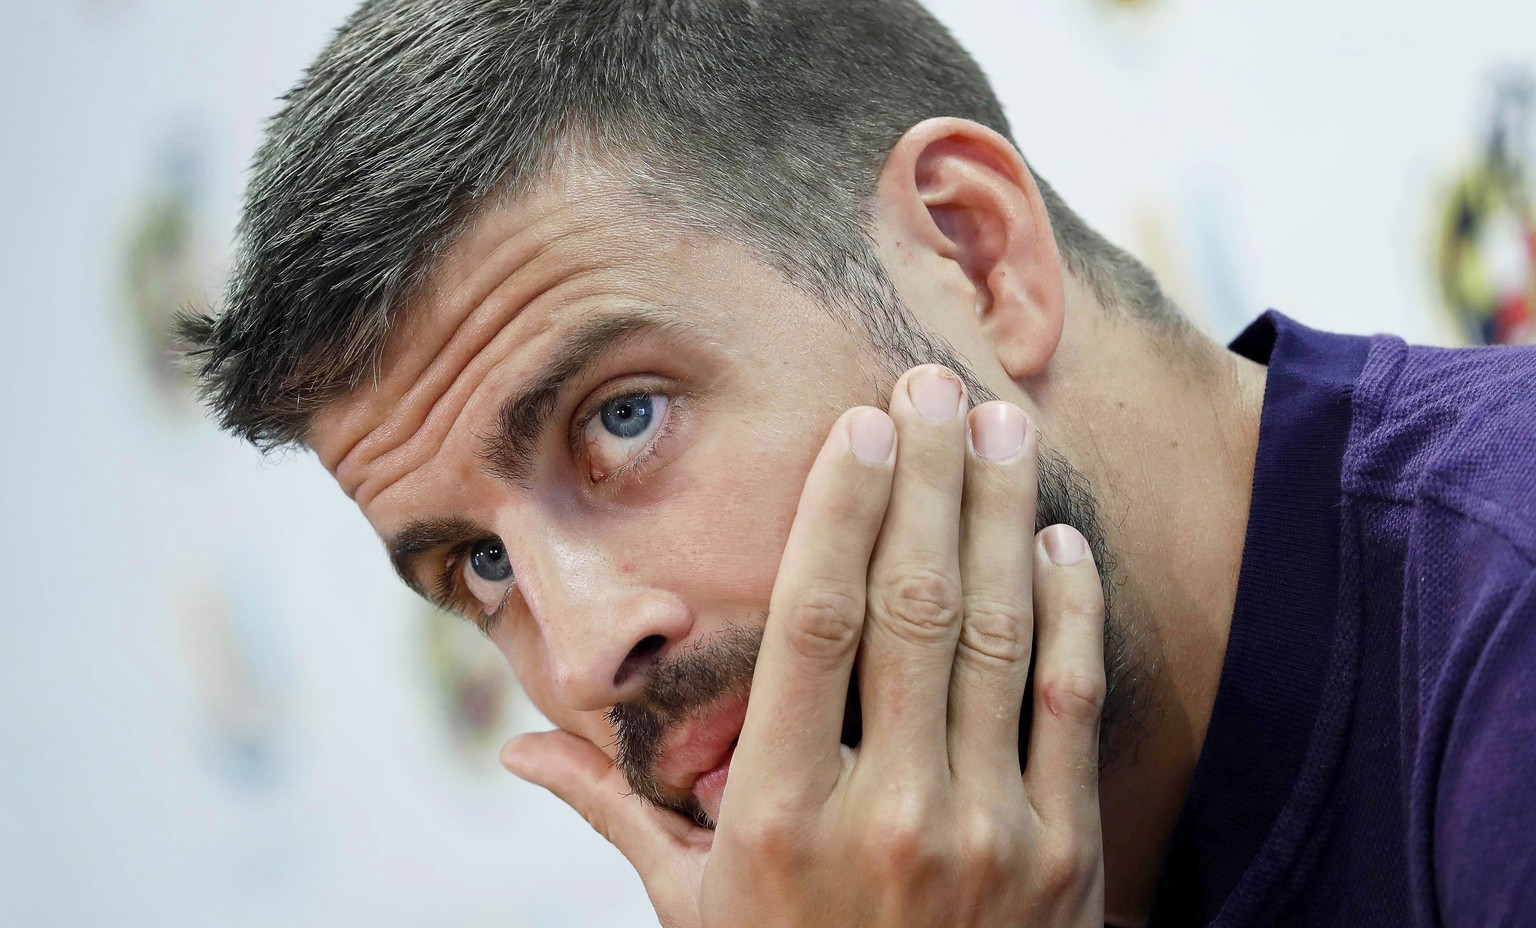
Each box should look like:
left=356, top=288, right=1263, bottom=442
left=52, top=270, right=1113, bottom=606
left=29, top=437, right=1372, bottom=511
left=468, top=538, right=512, bottom=582
left=582, top=391, right=672, bottom=481
left=600, top=394, right=654, bottom=439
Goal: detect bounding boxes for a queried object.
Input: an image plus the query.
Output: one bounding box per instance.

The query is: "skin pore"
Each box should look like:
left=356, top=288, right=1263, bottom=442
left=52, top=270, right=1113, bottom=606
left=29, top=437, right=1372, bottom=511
left=308, top=120, right=1266, bottom=926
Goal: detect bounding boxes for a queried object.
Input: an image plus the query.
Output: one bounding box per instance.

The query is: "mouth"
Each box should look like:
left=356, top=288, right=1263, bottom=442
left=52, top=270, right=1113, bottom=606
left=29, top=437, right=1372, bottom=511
left=655, top=696, right=749, bottom=825
left=690, top=740, right=737, bottom=825
left=654, top=677, right=864, bottom=826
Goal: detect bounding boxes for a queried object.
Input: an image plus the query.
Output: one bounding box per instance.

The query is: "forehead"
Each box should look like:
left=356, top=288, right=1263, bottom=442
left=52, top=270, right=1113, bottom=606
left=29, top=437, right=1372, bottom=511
left=310, top=167, right=645, bottom=467
left=307, top=163, right=864, bottom=514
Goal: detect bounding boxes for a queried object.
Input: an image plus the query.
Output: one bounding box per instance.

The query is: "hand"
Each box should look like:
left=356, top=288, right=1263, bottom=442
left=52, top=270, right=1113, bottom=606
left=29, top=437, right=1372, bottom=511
left=504, top=365, right=1108, bottom=927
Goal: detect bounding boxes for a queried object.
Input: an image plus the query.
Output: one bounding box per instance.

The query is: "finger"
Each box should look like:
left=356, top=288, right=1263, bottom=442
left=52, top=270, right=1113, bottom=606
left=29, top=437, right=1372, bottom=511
left=732, top=405, right=896, bottom=808
left=501, top=730, right=700, bottom=872
left=1023, top=524, right=1108, bottom=826
left=858, top=364, right=969, bottom=767
left=948, top=402, right=1037, bottom=780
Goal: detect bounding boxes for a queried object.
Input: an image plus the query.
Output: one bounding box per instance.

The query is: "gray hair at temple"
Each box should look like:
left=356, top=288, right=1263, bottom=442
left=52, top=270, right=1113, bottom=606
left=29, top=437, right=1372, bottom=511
left=179, top=0, right=1176, bottom=449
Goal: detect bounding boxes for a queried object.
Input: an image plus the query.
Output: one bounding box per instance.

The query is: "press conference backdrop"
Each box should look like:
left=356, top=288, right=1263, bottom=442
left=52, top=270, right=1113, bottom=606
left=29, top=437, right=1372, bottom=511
left=2, top=1, right=1532, bottom=925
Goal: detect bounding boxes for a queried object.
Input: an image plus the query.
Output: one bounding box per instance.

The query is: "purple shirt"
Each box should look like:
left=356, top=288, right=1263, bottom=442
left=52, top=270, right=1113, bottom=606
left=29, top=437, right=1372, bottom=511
left=1148, top=312, right=1536, bottom=926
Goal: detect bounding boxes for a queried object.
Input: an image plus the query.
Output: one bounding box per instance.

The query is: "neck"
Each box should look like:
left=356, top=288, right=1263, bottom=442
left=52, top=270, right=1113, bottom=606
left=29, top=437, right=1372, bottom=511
left=1033, top=292, right=1268, bottom=926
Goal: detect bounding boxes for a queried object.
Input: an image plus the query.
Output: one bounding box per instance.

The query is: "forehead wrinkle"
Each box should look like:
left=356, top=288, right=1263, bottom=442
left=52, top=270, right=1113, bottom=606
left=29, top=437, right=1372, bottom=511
left=322, top=187, right=622, bottom=475
left=324, top=222, right=556, bottom=478
left=476, top=307, right=700, bottom=487
left=348, top=255, right=628, bottom=509
left=335, top=224, right=621, bottom=502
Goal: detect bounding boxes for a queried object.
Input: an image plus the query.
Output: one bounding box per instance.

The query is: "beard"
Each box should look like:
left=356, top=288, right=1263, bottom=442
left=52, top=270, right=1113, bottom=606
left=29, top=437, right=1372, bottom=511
left=607, top=624, right=764, bottom=827
left=607, top=397, right=1148, bottom=828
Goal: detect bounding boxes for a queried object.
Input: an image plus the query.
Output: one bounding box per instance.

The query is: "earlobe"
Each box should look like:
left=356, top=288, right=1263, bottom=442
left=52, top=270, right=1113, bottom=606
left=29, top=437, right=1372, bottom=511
left=876, top=117, right=1066, bottom=380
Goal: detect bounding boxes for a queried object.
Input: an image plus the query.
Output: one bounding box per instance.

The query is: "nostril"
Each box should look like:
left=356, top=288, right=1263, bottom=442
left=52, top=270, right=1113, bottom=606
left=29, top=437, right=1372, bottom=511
left=614, top=634, right=667, bottom=687
left=632, top=634, right=666, bottom=661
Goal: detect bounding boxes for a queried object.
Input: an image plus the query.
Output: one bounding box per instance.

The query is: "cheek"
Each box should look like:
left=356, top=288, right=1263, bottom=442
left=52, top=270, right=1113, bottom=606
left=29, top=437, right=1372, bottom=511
left=492, top=404, right=832, bottom=737
left=675, top=431, right=820, bottom=604
left=500, top=638, right=545, bottom=707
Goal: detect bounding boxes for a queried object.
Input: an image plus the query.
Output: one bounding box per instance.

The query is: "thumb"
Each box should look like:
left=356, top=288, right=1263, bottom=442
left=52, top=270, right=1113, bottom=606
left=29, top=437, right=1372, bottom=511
left=501, top=729, right=697, bottom=870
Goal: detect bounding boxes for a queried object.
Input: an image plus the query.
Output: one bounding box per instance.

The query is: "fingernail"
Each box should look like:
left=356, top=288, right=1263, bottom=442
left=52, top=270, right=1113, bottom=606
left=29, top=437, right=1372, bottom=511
left=849, top=407, right=896, bottom=462
left=970, top=402, right=1026, bottom=460
left=908, top=367, right=964, bottom=422
left=1042, top=524, right=1089, bottom=565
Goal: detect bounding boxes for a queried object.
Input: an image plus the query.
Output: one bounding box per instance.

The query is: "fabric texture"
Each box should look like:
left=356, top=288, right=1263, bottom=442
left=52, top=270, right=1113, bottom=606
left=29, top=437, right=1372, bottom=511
left=1147, top=311, right=1536, bottom=927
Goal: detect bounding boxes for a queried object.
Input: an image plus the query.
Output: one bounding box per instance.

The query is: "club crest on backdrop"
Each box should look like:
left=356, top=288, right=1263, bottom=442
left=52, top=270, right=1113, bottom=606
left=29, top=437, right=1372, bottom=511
left=1437, top=71, right=1536, bottom=347
left=121, top=131, right=222, bottom=418
left=173, top=580, right=289, bottom=790
left=421, top=606, right=531, bottom=769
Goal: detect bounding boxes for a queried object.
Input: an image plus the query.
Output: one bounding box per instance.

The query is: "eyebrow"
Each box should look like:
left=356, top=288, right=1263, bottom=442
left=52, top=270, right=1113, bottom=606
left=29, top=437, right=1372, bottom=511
left=386, top=309, right=694, bottom=602
left=387, top=515, right=485, bottom=603
left=477, top=309, right=692, bottom=487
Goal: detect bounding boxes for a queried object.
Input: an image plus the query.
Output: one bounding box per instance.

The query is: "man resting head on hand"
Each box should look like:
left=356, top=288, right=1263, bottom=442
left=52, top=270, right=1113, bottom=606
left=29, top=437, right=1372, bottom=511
left=181, top=2, right=1536, bottom=925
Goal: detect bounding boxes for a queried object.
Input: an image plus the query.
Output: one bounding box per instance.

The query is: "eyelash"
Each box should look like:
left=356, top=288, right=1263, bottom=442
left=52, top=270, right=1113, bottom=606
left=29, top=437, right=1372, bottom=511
left=435, top=550, right=516, bottom=637
left=435, top=381, right=683, bottom=634
left=569, top=382, right=683, bottom=485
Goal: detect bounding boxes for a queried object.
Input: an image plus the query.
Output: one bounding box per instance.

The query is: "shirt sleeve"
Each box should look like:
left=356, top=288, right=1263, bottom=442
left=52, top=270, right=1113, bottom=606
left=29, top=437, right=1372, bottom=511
left=1434, top=570, right=1536, bottom=927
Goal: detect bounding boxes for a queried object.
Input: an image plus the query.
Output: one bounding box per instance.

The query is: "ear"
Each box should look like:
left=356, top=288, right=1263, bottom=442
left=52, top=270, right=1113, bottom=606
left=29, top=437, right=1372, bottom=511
left=873, top=117, right=1065, bottom=379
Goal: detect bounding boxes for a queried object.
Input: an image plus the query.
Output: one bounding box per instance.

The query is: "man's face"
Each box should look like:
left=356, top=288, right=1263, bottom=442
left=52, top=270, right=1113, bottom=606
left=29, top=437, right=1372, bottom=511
left=310, top=170, right=903, bottom=825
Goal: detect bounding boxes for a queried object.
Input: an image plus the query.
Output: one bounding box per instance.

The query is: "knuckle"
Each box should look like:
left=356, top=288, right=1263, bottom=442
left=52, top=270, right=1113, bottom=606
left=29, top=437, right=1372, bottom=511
left=819, top=488, right=876, bottom=527
left=866, top=795, right=949, bottom=876
left=733, top=806, right=810, bottom=864
left=1045, top=584, right=1105, bottom=627
left=871, top=567, right=962, bottom=643
left=780, top=586, right=863, bottom=662
left=1036, top=836, right=1098, bottom=898
left=1036, top=850, right=1077, bottom=898
left=912, top=465, right=960, bottom=498
left=958, top=810, right=1019, bottom=876
left=957, top=596, right=1030, bottom=666
left=1041, top=667, right=1107, bottom=724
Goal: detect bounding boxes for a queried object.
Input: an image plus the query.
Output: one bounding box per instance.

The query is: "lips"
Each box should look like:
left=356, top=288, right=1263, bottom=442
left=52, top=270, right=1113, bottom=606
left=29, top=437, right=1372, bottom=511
left=649, top=674, right=863, bottom=825
left=655, top=696, right=750, bottom=822
left=690, top=743, right=735, bottom=824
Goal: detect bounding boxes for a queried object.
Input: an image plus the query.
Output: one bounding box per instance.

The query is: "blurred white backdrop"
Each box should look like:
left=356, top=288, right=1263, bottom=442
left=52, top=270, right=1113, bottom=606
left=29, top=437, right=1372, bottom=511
left=0, top=1, right=1531, bottom=925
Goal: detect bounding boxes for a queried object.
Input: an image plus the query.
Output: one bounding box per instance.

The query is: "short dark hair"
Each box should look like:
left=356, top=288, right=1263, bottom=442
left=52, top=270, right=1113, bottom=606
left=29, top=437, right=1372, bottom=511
left=180, top=0, right=1172, bottom=449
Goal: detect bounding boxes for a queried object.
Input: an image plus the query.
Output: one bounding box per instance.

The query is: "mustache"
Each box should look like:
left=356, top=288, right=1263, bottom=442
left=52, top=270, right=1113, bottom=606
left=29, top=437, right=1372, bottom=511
left=606, top=623, right=764, bottom=816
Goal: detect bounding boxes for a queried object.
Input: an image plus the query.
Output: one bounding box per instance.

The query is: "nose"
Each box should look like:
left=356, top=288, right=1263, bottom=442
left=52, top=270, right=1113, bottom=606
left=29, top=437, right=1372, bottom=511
left=517, top=549, right=695, bottom=713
